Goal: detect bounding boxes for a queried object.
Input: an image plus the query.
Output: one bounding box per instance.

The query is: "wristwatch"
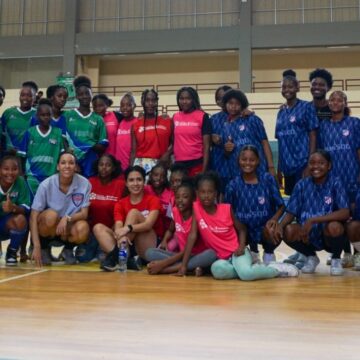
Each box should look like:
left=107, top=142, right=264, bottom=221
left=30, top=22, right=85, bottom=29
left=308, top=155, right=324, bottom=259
left=127, top=224, right=133, bottom=233
left=66, top=215, right=72, bottom=223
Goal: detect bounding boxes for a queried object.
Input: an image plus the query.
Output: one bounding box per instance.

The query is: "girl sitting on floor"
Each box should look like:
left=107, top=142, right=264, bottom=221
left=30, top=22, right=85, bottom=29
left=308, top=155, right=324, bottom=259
left=146, top=180, right=217, bottom=275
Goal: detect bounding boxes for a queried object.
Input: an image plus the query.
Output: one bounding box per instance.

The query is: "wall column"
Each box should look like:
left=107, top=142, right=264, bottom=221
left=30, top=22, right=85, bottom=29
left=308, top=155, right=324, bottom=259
left=63, top=0, right=78, bottom=75
left=238, top=0, right=252, bottom=92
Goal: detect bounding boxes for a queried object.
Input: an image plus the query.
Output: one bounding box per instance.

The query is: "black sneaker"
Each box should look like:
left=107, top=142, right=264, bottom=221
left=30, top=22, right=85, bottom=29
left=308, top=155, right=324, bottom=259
left=100, top=246, right=119, bottom=272
left=127, top=255, right=142, bottom=271
left=6, top=247, right=18, bottom=266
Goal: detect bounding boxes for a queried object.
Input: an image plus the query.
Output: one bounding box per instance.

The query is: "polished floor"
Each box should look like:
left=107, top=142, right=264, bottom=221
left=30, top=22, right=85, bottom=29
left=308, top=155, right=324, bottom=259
left=0, top=245, right=359, bottom=360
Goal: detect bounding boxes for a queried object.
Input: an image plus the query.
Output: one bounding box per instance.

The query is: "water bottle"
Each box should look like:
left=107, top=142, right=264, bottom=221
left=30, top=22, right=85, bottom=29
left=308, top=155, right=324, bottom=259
left=118, top=240, right=128, bottom=273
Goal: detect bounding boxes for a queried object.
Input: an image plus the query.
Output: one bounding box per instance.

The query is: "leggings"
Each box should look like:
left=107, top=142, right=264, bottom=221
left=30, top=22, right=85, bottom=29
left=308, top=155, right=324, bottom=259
left=145, top=248, right=217, bottom=271
left=211, top=248, right=279, bottom=281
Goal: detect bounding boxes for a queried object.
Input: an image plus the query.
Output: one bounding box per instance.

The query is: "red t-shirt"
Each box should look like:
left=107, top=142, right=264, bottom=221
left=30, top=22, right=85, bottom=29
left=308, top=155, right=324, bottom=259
left=113, top=193, right=162, bottom=236
left=89, top=176, right=126, bottom=229
left=145, top=185, right=173, bottom=236
left=133, top=116, right=172, bottom=159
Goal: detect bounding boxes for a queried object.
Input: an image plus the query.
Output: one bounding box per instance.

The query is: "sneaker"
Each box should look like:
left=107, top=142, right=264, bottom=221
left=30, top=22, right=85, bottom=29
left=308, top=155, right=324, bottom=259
left=127, top=255, right=143, bottom=271
left=268, top=262, right=299, bottom=277
left=59, top=248, right=77, bottom=265
left=100, top=246, right=118, bottom=272
left=294, top=253, right=307, bottom=269
left=41, top=248, right=52, bottom=266
left=353, top=253, right=360, bottom=271
left=330, top=258, right=344, bottom=276
left=341, top=253, right=354, bottom=268
left=326, top=253, right=333, bottom=266
left=251, top=251, right=261, bottom=264
left=301, top=255, right=320, bottom=274
left=5, top=247, right=18, bottom=266
left=263, top=252, right=276, bottom=265
left=283, top=252, right=301, bottom=264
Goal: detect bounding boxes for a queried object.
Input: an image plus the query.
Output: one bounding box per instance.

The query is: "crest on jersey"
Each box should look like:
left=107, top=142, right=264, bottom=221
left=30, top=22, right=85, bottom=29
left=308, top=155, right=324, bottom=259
left=258, top=196, right=265, bottom=205
left=289, top=116, right=296, bottom=123
left=49, top=138, right=57, bottom=145
left=239, top=124, right=245, bottom=131
left=342, top=129, right=350, bottom=137
left=72, top=193, right=84, bottom=207
left=324, top=196, right=332, bottom=205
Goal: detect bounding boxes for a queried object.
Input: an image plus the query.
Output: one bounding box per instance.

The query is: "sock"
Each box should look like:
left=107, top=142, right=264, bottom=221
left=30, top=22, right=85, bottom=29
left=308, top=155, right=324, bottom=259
left=352, top=241, right=360, bottom=253
left=325, top=235, right=345, bottom=259
left=343, top=237, right=352, bottom=254
left=9, top=229, right=27, bottom=251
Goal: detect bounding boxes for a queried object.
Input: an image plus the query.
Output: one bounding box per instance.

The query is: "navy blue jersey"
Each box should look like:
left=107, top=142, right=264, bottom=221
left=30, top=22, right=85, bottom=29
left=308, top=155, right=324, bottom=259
left=318, top=116, right=360, bottom=193
left=286, top=175, right=349, bottom=248
left=275, top=99, right=318, bottom=176
left=31, top=113, right=67, bottom=137
left=352, top=184, right=360, bottom=220
left=210, top=111, right=228, bottom=174
left=221, top=114, right=269, bottom=180
left=225, top=172, right=284, bottom=243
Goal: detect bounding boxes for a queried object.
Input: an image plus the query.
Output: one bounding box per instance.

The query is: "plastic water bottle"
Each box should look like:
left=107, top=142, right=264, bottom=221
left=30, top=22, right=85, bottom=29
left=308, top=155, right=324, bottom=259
left=118, top=240, right=128, bottom=273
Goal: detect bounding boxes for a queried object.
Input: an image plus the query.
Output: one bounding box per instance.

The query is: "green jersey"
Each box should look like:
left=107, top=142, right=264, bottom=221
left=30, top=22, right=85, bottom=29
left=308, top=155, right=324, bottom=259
left=0, top=176, right=31, bottom=218
left=65, top=109, right=108, bottom=177
left=1, top=106, right=36, bottom=151
left=18, top=125, right=64, bottom=195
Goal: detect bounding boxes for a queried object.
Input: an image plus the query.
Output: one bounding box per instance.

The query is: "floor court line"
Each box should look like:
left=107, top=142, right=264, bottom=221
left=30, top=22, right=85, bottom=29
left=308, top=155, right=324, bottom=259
left=0, top=269, right=48, bottom=284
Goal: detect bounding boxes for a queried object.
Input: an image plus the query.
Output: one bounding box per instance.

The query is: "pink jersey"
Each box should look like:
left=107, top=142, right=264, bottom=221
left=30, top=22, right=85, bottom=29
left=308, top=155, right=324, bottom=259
left=172, top=206, right=207, bottom=255
left=104, top=112, right=119, bottom=157
left=115, top=117, right=137, bottom=171
left=173, top=109, right=205, bottom=161
left=193, top=201, right=238, bottom=259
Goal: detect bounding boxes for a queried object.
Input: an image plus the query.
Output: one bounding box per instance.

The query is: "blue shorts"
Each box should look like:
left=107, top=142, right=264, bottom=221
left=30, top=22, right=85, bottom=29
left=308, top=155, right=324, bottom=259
left=308, top=223, right=326, bottom=250
left=0, top=214, right=13, bottom=240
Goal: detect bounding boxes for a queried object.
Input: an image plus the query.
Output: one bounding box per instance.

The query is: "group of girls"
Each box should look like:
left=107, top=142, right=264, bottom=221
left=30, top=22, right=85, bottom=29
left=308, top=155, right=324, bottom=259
left=0, top=67, right=359, bottom=281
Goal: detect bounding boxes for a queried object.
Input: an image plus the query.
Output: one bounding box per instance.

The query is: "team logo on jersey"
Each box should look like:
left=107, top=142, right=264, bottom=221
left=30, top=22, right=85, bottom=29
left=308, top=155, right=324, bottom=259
left=175, top=223, right=185, bottom=233
left=141, top=210, right=150, bottom=218
left=289, top=116, right=296, bottom=123
left=258, top=196, right=265, bottom=205
left=342, top=129, right=350, bottom=137
left=9, top=191, right=19, bottom=198
left=199, top=219, right=208, bottom=229
left=49, top=138, right=57, bottom=145
left=324, top=196, right=332, bottom=205
left=72, top=193, right=84, bottom=207
left=89, top=120, right=97, bottom=126
left=239, top=125, right=245, bottom=131
left=69, top=117, right=76, bottom=122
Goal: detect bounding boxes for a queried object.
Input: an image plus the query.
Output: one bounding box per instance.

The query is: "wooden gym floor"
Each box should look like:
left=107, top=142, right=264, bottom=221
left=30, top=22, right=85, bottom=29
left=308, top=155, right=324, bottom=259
left=0, top=244, right=359, bottom=360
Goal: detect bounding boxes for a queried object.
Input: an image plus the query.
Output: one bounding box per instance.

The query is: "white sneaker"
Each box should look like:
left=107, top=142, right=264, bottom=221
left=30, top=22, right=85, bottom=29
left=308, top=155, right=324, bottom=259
left=341, top=253, right=354, bottom=268
left=268, top=262, right=299, bottom=277
left=302, top=255, right=320, bottom=274
left=330, top=258, right=344, bottom=276
left=353, top=253, right=360, bottom=271
left=263, top=252, right=276, bottom=265
left=251, top=251, right=261, bottom=264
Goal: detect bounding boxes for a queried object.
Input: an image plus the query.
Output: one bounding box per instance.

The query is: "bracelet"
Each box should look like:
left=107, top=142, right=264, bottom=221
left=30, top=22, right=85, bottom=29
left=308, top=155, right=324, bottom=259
left=66, top=215, right=72, bottom=223
left=127, top=224, right=133, bottom=233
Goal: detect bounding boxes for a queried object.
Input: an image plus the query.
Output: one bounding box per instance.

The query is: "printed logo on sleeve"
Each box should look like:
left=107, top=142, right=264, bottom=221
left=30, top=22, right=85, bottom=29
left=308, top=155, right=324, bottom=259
left=72, top=193, right=84, bottom=207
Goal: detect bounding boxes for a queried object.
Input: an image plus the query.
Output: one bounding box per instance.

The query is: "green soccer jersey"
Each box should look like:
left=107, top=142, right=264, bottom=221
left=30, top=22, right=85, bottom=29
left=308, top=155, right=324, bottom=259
left=1, top=107, right=36, bottom=151
left=65, top=109, right=108, bottom=177
left=0, top=176, right=31, bottom=218
left=18, top=126, right=64, bottom=194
